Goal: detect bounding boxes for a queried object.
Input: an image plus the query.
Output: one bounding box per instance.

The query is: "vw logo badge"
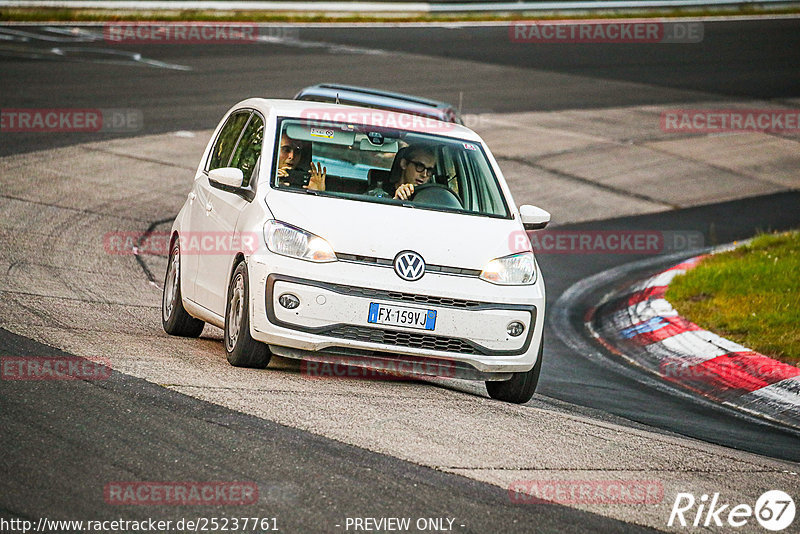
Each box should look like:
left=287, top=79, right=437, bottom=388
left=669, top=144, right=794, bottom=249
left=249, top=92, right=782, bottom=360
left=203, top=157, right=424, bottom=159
left=393, top=251, right=425, bottom=281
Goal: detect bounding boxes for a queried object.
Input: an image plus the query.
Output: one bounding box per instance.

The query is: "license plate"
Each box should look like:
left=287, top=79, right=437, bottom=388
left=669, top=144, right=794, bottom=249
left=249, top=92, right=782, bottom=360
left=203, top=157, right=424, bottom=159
left=367, top=302, right=437, bottom=331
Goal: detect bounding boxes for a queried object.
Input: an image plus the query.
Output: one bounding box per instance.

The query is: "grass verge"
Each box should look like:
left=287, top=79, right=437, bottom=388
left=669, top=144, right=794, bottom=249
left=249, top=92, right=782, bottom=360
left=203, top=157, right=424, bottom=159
left=666, top=230, right=800, bottom=366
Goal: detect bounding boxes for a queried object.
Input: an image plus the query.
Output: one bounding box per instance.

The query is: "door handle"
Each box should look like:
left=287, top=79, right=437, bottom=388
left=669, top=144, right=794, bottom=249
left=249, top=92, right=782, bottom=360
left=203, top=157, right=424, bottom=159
left=205, top=202, right=213, bottom=214
left=188, top=192, right=196, bottom=203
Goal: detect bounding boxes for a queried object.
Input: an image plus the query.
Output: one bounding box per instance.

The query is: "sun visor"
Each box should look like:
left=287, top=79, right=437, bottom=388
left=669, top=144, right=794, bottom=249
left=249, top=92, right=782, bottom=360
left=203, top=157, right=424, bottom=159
left=285, top=123, right=355, bottom=146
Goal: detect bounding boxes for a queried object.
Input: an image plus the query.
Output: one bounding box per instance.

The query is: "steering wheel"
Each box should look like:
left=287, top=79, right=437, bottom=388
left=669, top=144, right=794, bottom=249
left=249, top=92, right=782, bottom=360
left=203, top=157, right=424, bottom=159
left=408, top=183, right=462, bottom=209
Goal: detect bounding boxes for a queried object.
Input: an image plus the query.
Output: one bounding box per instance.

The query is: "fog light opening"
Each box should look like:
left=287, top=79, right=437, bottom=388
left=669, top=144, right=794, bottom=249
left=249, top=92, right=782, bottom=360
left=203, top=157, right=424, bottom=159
left=507, top=321, right=525, bottom=337
left=278, top=293, right=300, bottom=310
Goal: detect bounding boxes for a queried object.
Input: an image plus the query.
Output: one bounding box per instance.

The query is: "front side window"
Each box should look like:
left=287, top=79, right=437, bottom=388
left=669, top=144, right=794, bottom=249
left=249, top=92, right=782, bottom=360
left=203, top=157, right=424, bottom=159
left=207, top=111, right=250, bottom=171
left=229, top=113, right=263, bottom=188
left=272, top=118, right=509, bottom=218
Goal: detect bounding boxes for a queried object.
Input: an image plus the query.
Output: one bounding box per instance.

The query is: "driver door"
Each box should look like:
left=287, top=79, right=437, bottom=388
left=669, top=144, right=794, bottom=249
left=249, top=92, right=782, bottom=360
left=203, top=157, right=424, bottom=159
left=191, top=110, right=263, bottom=316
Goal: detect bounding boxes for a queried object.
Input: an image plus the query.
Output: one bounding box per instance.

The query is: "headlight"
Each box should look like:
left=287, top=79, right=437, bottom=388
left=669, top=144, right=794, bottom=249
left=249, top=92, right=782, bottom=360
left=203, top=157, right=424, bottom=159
left=480, top=252, right=536, bottom=285
left=263, top=220, right=336, bottom=263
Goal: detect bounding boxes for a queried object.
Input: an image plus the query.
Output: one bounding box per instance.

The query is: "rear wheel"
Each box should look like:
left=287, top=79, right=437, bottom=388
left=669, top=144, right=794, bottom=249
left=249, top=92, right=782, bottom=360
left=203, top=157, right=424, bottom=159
left=224, top=261, right=271, bottom=369
left=162, top=239, right=205, bottom=337
left=485, top=340, right=542, bottom=404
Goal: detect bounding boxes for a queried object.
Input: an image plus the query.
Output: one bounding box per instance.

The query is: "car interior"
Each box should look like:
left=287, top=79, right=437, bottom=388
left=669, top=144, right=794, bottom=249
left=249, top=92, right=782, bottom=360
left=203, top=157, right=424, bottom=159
left=272, top=119, right=509, bottom=217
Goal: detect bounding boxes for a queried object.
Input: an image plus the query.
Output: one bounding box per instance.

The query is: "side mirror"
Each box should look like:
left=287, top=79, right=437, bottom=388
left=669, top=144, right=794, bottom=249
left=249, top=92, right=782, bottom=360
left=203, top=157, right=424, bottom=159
left=208, top=167, right=244, bottom=188
left=519, top=205, right=550, bottom=230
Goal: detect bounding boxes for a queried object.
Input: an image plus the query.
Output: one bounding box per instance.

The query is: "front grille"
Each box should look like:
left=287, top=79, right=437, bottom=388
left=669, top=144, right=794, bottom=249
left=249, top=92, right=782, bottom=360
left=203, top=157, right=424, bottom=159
left=426, top=264, right=483, bottom=277
left=326, top=325, right=478, bottom=354
left=336, top=253, right=482, bottom=278
left=336, top=253, right=394, bottom=267
left=326, top=283, right=483, bottom=309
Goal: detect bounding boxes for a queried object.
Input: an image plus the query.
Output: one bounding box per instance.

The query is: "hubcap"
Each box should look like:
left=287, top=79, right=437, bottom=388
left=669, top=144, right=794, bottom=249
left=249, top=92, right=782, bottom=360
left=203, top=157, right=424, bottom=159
left=163, top=246, right=179, bottom=321
left=226, top=273, right=245, bottom=351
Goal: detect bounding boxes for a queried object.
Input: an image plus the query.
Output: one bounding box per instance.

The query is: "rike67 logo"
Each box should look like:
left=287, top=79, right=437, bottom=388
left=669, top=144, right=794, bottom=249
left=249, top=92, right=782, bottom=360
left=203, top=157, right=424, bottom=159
left=668, top=490, right=795, bottom=531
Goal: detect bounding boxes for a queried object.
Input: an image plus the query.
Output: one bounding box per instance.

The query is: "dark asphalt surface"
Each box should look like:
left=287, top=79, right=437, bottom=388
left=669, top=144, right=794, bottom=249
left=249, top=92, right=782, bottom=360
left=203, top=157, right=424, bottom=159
left=0, top=329, right=655, bottom=533
left=308, top=19, right=800, bottom=103
left=1, top=18, right=799, bottom=530
left=1, top=18, right=799, bottom=156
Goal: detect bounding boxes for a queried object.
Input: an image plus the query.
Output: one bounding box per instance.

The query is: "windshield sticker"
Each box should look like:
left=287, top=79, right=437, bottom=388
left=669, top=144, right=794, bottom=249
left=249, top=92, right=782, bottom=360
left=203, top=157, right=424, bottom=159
left=463, top=143, right=477, bottom=151
left=310, top=127, right=335, bottom=139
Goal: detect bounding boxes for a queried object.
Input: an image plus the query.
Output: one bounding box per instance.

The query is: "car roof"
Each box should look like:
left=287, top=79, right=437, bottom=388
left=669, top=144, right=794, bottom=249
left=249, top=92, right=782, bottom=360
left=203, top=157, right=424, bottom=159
left=294, top=83, right=462, bottom=124
left=239, top=98, right=480, bottom=141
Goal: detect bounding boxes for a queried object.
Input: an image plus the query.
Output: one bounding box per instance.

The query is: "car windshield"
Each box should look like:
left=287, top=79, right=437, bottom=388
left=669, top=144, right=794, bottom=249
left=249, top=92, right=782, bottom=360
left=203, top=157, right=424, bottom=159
left=272, top=118, right=510, bottom=218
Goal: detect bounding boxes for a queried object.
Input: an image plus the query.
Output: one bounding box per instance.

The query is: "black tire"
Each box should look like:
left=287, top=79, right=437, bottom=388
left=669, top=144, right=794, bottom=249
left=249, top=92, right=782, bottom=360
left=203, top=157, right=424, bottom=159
left=224, top=261, right=271, bottom=369
left=485, top=340, right=543, bottom=404
left=162, top=239, right=205, bottom=337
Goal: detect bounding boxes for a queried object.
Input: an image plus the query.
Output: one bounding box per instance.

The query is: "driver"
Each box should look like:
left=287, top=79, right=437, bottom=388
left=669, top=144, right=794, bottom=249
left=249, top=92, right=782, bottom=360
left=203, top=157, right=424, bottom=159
left=387, top=145, right=437, bottom=200
left=277, top=133, right=326, bottom=191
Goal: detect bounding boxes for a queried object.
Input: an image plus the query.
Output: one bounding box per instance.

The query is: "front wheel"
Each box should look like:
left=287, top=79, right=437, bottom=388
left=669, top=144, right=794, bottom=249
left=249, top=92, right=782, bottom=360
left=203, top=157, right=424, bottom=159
left=162, top=239, right=205, bottom=337
left=485, top=340, right=542, bottom=404
left=224, top=261, right=271, bottom=369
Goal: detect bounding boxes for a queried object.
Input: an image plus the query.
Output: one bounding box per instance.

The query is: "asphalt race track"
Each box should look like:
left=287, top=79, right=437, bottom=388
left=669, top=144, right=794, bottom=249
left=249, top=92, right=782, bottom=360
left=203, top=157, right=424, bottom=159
left=543, top=192, right=800, bottom=460
left=1, top=17, right=799, bottom=533
left=2, top=18, right=799, bottom=156
left=1, top=329, right=650, bottom=534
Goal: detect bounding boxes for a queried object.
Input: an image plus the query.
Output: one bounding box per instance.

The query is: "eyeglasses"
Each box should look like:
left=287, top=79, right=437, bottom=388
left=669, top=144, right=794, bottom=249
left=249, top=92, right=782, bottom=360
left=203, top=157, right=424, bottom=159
left=280, top=143, right=303, bottom=154
left=408, top=160, right=435, bottom=176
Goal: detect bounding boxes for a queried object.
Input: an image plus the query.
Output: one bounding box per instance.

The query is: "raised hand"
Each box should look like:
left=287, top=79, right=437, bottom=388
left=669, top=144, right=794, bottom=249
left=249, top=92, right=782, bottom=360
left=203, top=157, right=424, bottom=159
left=305, top=161, right=327, bottom=191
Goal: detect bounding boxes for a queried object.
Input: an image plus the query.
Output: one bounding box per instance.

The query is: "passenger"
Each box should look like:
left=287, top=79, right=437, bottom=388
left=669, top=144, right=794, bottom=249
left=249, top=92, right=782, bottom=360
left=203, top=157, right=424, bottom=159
left=277, top=133, right=326, bottom=191
left=371, top=145, right=436, bottom=200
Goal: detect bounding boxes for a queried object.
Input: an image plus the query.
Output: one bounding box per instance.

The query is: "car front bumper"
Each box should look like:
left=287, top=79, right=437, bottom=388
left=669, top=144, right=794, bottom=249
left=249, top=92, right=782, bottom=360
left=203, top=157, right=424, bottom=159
left=247, top=253, right=545, bottom=375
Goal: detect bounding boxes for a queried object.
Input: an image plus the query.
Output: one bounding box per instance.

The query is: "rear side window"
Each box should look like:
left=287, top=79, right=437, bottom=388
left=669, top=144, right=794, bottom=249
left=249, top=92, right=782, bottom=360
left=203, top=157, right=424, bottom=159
left=229, top=113, right=264, bottom=188
left=207, top=111, right=250, bottom=171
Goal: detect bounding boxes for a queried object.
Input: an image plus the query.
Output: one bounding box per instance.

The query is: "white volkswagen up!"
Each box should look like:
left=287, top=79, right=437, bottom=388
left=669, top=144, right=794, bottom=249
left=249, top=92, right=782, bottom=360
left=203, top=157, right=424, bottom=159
left=163, top=99, right=550, bottom=403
